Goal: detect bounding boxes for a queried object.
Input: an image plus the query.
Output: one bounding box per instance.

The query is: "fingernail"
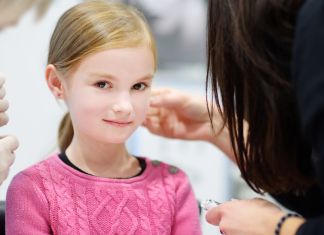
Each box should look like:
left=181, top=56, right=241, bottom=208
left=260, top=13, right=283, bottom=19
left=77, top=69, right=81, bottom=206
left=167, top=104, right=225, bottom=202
left=231, top=198, right=238, bottom=201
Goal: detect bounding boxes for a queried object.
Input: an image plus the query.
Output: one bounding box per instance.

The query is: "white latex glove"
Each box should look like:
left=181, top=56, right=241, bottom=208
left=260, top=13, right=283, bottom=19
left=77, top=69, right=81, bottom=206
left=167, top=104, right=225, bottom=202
left=0, top=73, right=19, bottom=185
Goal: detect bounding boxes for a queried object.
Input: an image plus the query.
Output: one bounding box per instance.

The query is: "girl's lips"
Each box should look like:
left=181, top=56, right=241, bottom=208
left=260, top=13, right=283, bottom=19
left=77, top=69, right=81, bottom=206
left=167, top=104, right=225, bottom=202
left=103, top=119, right=132, bottom=127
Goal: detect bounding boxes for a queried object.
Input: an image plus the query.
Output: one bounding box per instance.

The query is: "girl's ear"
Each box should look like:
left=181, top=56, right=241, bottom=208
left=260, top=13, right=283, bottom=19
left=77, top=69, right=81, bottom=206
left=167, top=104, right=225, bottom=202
left=45, top=64, right=66, bottom=99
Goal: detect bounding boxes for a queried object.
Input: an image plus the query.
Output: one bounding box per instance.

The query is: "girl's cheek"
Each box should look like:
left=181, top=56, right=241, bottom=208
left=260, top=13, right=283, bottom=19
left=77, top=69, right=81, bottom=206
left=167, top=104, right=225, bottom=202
left=136, top=99, right=150, bottom=119
left=82, top=93, right=110, bottom=112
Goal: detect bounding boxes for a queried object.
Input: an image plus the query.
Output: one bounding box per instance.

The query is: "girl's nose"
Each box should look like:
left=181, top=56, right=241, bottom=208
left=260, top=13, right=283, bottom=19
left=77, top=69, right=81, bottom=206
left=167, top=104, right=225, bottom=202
left=111, top=95, right=133, bottom=116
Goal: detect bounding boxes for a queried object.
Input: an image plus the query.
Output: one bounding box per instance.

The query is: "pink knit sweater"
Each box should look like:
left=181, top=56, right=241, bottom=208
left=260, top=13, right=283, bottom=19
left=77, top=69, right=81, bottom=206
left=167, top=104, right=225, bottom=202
left=6, top=153, right=202, bottom=235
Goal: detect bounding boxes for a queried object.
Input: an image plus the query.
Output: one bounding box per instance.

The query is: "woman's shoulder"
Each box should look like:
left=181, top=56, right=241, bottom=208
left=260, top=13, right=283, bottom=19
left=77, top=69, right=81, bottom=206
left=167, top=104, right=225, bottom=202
left=298, top=0, right=324, bottom=19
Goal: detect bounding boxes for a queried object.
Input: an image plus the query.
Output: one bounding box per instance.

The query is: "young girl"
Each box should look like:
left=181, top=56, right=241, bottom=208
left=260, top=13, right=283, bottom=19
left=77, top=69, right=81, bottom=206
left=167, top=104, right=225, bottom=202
left=6, top=1, right=202, bottom=234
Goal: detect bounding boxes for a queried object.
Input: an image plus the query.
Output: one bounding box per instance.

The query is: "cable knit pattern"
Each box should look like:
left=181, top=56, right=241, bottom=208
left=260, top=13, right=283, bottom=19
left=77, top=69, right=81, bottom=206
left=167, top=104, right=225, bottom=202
left=75, top=183, right=90, bottom=235
left=162, top=164, right=176, bottom=225
left=36, top=161, right=55, bottom=207
left=6, top=153, right=202, bottom=235
left=91, top=188, right=113, bottom=235
left=133, top=189, right=152, bottom=234
left=50, top=168, right=75, bottom=234
left=108, top=189, right=139, bottom=235
left=147, top=183, right=169, bottom=234
left=35, top=161, right=59, bottom=234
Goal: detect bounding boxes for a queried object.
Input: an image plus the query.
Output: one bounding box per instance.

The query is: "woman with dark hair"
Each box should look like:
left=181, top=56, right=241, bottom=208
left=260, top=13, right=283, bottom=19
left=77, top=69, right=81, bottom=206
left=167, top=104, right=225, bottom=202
left=143, top=0, right=324, bottom=234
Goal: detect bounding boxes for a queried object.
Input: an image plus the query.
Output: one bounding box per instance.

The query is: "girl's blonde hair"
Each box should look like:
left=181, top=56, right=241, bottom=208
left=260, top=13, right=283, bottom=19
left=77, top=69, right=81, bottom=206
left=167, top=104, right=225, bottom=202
left=48, top=0, right=157, bottom=151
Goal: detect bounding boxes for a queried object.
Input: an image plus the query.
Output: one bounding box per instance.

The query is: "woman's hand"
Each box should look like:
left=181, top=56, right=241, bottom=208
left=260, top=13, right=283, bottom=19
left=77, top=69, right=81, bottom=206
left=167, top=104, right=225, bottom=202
left=0, top=135, right=18, bottom=185
left=206, top=198, right=304, bottom=235
left=0, top=73, right=9, bottom=127
left=143, top=87, right=237, bottom=162
left=143, top=87, right=213, bottom=141
left=0, top=73, right=19, bottom=185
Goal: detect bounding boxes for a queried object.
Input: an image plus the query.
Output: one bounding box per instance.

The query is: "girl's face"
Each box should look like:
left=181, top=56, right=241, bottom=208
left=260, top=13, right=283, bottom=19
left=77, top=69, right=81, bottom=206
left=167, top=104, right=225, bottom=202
left=62, top=47, right=155, bottom=143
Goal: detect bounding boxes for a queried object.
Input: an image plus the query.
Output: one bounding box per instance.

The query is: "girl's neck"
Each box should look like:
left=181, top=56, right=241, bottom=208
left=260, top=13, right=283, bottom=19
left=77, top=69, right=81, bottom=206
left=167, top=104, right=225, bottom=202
left=65, top=132, right=141, bottom=178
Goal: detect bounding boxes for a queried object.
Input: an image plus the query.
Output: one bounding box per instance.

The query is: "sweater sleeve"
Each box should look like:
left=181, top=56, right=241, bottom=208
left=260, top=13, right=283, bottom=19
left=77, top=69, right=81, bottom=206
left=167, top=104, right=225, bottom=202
left=292, top=0, right=324, bottom=234
left=270, top=183, right=324, bottom=219
left=170, top=168, right=202, bottom=235
left=6, top=171, right=52, bottom=235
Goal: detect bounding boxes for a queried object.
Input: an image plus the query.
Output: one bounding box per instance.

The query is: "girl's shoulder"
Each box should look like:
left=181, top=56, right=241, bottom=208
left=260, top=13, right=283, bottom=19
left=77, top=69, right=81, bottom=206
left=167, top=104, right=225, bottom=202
left=140, top=157, right=191, bottom=186
left=7, top=154, right=60, bottom=209
left=9, top=153, right=60, bottom=188
left=9, top=155, right=191, bottom=191
left=141, top=156, right=182, bottom=172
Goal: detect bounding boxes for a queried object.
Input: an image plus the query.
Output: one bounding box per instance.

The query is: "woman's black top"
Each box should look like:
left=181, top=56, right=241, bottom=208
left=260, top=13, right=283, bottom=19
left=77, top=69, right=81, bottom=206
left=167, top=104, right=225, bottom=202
left=270, top=0, right=324, bottom=234
left=58, top=150, right=147, bottom=179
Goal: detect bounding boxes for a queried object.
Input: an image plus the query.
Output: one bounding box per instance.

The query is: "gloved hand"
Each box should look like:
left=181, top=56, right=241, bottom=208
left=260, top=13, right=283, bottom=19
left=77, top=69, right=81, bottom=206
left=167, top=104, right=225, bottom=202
left=0, top=73, right=19, bottom=185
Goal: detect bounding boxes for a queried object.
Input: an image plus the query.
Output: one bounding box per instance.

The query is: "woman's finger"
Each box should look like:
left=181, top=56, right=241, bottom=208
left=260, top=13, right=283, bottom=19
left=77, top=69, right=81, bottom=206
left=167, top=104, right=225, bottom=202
left=0, top=135, right=19, bottom=153
left=0, top=168, right=9, bottom=185
left=150, top=87, right=171, bottom=96
left=150, top=87, right=185, bottom=108
left=146, top=107, right=160, bottom=116
left=142, top=116, right=161, bottom=126
left=144, top=116, right=164, bottom=136
left=0, top=113, right=9, bottom=127
left=0, top=136, right=17, bottom=179
left=0, top=87, right=6, bottom=99
left=0, top=99, right=9, bottom=112
left=205, top=204, right=223, bottom=226
left=0, top=73, right=5, bottom=88
left=150, top=92, right=186, bottom=108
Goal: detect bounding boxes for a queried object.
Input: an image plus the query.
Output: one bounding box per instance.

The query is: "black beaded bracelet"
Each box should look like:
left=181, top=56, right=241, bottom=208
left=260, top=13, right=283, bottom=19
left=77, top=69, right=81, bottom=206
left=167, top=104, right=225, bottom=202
left=275, top=213, right=302, bottom=235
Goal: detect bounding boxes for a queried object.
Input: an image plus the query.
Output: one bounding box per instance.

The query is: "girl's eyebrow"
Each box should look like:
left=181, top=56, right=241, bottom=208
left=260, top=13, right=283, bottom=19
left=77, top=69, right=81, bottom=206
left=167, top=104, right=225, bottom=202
left=89, top=72, right=117, bottom=80
left=88, top=72, right=154, bottom=82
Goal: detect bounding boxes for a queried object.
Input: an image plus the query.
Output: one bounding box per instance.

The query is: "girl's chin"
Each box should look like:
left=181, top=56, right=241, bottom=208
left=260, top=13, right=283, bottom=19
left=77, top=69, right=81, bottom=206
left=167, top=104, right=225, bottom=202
left=84, top=128, right=136, bottom=144
left=99, top=135, right=131, bottom=144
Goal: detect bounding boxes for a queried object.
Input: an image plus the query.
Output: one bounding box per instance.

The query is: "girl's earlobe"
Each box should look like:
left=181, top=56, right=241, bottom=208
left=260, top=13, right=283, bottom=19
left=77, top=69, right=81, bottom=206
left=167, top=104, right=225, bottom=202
left=56, top=92, right=66, bottom=99
left=45, top=64, right=66, bottom=99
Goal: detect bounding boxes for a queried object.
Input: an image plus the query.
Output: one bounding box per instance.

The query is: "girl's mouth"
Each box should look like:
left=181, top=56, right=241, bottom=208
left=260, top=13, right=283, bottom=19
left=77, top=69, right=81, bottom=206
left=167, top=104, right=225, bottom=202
left=103, top=119, right=132, bottom=127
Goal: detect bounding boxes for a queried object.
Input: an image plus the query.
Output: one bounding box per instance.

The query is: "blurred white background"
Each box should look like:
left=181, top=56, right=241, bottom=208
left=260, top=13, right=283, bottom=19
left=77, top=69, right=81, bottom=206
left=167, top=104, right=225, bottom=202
left=0, top=0, right=286, bottom=234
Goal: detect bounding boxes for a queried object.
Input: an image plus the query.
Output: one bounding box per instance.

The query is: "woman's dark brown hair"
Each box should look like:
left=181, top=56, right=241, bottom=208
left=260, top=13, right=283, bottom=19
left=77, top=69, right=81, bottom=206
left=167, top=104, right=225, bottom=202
left=207, top=0, right=316, bottom=194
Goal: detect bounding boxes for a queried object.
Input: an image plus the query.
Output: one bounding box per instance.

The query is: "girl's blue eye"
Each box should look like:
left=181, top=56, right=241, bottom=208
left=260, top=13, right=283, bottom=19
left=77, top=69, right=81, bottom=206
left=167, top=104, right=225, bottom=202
left=132, top=83, right=146, bottom=90
left=96, top=82, right=110, bottom=89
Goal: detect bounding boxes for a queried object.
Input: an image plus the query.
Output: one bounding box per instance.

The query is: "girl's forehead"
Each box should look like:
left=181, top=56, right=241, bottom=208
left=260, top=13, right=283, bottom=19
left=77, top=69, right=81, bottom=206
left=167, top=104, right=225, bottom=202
left=80, top=47, right=154, bottom=73
left=69, top=47, right=155, bottom=82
